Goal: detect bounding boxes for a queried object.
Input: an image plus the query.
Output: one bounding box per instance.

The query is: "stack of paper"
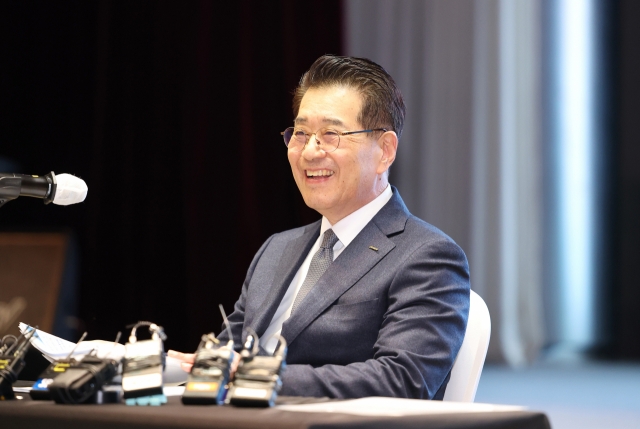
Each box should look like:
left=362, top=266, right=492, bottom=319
left=19, top=323, right=125, bottom=361
left=18, top=323, right=188, bottom=385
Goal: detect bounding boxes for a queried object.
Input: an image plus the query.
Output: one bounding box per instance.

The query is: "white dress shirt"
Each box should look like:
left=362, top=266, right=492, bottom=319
left=260, top=185, right=393, bottom=354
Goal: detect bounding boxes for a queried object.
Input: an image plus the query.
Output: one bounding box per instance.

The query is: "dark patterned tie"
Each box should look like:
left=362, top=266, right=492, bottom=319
left=291, top=229, right=339, bottom=313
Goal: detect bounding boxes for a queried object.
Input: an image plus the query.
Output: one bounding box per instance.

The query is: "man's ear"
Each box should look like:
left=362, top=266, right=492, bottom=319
left=377, top=130, right=398, bottom=175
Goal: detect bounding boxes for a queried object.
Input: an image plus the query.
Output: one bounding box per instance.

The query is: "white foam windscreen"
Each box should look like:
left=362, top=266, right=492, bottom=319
left=53, top=173, right=88, bottom=206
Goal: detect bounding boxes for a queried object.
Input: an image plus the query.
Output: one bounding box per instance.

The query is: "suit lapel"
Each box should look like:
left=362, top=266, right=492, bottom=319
left=281, top=187, right=410, bottom=346
left=249, top=221, right=320, bottom=337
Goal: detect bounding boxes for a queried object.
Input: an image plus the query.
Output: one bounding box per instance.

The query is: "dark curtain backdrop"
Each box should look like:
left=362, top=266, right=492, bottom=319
left=0, top=0, right=342, bottom=351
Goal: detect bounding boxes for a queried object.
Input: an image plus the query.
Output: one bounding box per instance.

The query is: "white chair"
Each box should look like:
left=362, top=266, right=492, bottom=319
left=443, top=290, right=491, bottom=402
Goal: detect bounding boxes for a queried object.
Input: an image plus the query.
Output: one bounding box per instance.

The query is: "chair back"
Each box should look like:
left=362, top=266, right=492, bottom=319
left=443, top=290, right=491, bottom=402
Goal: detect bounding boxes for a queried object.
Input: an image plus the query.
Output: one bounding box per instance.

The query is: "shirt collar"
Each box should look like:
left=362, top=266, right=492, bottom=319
left=320, top=185, right=393, bottom=248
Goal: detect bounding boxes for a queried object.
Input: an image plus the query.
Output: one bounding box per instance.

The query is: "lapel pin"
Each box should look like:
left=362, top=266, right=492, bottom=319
left=369, top=246, right=379, bottom=251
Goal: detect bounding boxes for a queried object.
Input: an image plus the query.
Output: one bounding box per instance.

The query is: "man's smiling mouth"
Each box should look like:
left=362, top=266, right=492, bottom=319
left=306, top=169, right=334, bottom=178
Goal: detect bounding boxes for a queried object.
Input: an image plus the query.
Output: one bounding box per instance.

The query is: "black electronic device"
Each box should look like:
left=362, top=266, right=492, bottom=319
left=182, top=305, right=235, bottom=405
left=30, top=332, right=87, bottom=400
left=181, top=334, right=235, bottom=405
left=30, top=359, right=77, bottom=400
left=227, top=333, right=287, bottom=407
left=122, top=322, right=167, bottom=405
left=47, top=355, right=119, bottom=404
left=0, top=328, right=36, bottom=400
left=46, top=332, right=122, bottom=404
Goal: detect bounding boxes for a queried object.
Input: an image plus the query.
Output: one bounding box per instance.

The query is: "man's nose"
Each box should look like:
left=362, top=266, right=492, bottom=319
left=301, top=134, right=326, bottom=160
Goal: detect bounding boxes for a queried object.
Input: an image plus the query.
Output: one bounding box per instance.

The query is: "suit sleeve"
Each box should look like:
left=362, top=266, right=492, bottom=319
left=279, top=237, right=470, bottom=399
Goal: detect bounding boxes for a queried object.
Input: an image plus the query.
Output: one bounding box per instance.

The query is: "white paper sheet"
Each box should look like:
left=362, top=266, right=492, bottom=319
left=18, top=323, right=76, bottom=358
left=19, top=323, right=126, bottom=361
left=277, top=397, right=526, bottom=417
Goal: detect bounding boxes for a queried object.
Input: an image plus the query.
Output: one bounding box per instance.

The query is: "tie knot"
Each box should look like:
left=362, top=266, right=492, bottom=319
left=320, top=229, right=339, bottom=249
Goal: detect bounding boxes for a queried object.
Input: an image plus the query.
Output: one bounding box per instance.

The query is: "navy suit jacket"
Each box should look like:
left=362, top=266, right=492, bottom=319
left=218, top=187, right=470, bottom=399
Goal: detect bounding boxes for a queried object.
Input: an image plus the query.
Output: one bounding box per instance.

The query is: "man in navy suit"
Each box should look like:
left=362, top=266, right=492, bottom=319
left=171, top=55, right=470, bottom=400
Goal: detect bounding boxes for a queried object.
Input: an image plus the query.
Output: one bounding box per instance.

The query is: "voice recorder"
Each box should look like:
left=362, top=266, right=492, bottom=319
left=0, top=329, right=36, bottom=400
left=227, top=333, right=287, bottom=407
left=181, top=305, right=236, bottom=405
left=122, top=322, right=167, bottom=405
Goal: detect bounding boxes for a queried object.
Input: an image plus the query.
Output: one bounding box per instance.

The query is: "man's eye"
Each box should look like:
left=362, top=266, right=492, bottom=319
left=323, top=130, right=339, bottom=137
left=293, top=130, right=307, bottom=138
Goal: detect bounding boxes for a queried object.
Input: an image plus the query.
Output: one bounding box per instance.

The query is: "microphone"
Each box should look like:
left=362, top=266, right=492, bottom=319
left=0, top=171, right=87, bottom=208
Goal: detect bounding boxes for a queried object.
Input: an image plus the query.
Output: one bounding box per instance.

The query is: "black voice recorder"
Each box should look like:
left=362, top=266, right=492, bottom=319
left=46, top=332, right=122, bottom=404
left=227, top=333, right=287, bottom=407
left=181, top=333, right=234, bottom=405
left=182, top=304, right=235, bottom=405
left=0, top=329, right=36, bottom=400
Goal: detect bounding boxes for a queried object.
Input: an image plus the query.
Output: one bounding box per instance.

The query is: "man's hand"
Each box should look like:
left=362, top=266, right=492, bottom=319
left=168, top=350, right=195, bottom=373
left=168, top=348, right=241, bottom=376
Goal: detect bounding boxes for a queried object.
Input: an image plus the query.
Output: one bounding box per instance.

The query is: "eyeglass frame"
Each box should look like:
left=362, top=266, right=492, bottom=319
left=281, top=126, right=389, bottom=153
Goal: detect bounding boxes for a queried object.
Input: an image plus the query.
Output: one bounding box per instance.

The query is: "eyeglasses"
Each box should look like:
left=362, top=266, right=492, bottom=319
left=281, top=127, right=388, bottom=153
